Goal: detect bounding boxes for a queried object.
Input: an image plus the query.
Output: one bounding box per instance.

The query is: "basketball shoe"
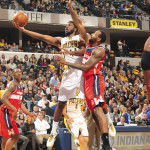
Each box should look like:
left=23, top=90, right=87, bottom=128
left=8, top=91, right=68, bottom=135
left=47, top=132, right=58, bottom=148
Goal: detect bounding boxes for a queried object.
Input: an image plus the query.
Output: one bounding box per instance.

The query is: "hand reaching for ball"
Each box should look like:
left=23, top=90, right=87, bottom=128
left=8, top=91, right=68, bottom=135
left=13, top=21, right=25, bottom=31
left=12, top=12, right=28, bottom=31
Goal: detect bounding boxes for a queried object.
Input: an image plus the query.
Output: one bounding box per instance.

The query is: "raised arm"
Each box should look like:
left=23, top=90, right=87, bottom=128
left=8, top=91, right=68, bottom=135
left=54, top=48, right=105, bottom=71
left=68, top=0, right=89, bottom=44
left=13, top=22, right=61, bottom=47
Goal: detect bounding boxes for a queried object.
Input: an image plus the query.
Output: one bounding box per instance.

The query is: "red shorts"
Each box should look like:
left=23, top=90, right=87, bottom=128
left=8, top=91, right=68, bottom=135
left=0, top=108, right=19, bottom=138
left=84, top=74, right=105, bottom=113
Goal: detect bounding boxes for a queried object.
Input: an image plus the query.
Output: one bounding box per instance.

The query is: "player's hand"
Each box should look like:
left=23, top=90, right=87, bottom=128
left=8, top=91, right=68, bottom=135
left=12, top=110, right=17, bottom=121
left=59, top=47, right=72, bottom=55
left=53, top=55, right=66, bottom=65
left=29, top=113, right=37, bottom=118
left=66, top=0, right=73, bottom=7
left=67, top=117, right=74, bottom=124
left=13, top=21, right=24, bottom=31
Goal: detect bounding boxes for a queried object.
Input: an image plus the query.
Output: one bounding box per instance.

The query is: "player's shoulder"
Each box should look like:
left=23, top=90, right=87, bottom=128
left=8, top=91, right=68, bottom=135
left=7, top=81, right=16, bottom=90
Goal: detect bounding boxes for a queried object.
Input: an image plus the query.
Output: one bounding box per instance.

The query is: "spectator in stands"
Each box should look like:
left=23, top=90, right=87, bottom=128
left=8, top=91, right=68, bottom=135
left=9, top=1, right=16, bottom=9
left=105, top=44, right=110, bottom=58
left=37, top=54, right=44, bottom=66
left=7, top=57, right=17, bottom=69
left=83, top=7, right=91, bottom=16
left=17, top=113, right=25, bottom=127
left=23, top=54, right=29, bottom=65
left=23, top=115, right=44, bottom=150
left=13, top=55, right=20, bottom=65
left=111, top=106, right=119, bottom=123
left=31, top=54, right=37, bottom=64
left=41, top=58, right=48, bottom=67
left=100, top=6, right=106, bottom=17
left=42, top=101, right=54, bottom=117
left=4, top=66, right=12, bottom=76
left=45, top=54, right=51, bottom=64
left=122, top=40, right=128, bottom=56
left=0, top=1, right=7, bottom=9
left=119, top=105, right=130, bottom=123
left=50, top=96, right=57, bottom=113
left=117, top=39, right=123, bottom=50
left=23, top=88, right=34, bottom=111
left=34, top=89, right=42, bottom=102
left=117, top=116, right=128, bottom=126
left=25, top=40, right=32, bottom=52
left=14, top=123, right=29, bottom=150
left=49, top=73, right=59, bottom=87
left=32, top=105, right=39, bottom=116
left=9, top=42, right=18, bottom=51
left=3, top=42, right=9, bottom=51
left=38, top=94, right=51, bottom=109
left=34, top=112, right=50, bottom=150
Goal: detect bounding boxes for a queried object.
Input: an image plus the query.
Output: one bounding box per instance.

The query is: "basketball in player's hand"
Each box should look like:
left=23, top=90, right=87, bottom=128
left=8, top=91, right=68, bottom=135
left=13, top=12, right=28, bottom=27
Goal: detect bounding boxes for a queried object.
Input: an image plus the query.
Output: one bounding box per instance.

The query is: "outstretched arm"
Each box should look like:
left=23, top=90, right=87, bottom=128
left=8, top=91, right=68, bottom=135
left=13, top=22, right=61, bottom=47
left=68, top=0, right=89, bottom=44
left=54, top=48, right=105, bottom=71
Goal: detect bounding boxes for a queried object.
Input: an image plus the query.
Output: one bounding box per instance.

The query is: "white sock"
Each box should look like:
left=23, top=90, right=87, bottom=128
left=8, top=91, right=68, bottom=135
left=105, top=112, right=113, bottom=125
left=51, top=121, right=59, bottom=134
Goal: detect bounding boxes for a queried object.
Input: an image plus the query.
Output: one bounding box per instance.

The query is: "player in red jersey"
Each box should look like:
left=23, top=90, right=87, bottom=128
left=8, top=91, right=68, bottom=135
left=0, top=69, right=36, bottom=150
left=54, top=1, right=113, bottom=150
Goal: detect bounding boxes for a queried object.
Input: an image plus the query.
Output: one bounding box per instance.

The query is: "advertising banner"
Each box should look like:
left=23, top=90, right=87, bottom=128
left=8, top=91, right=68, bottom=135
left=107, top=18, right=141, bottom=30
left=8, top=10, right=51, bottom=23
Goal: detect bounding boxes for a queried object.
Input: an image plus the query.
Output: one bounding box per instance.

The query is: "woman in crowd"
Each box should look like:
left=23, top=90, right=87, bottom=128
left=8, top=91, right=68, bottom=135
left=23, top=115, right=44, bottom=150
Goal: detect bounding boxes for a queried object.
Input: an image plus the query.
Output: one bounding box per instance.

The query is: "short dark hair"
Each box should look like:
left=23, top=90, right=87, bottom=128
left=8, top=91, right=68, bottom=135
left=68, top=21, right=78, bottom=33
left=99, top=31, right=106, bottom=43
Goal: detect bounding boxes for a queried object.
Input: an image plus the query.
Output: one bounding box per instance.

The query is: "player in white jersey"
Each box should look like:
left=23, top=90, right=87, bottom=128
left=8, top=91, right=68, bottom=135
left=13, top=20, right=86, bottom=148
left=63, top=89, right=88, bottom=150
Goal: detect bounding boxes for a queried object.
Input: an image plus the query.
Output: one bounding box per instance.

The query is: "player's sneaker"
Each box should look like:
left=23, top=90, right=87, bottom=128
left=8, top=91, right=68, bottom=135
left=108, top=123, right=116, bottom=137
left=47, top=132, right=58, bottom=148
left=102, top=145, right=113, bottom=150
left=74, top=139, right=81, bottom=150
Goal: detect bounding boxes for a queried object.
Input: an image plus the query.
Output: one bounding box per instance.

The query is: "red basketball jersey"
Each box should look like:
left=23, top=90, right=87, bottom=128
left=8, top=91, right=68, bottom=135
left=1, top=81, right=23, bottom=112
left=82, top=45, right=105, bottom=78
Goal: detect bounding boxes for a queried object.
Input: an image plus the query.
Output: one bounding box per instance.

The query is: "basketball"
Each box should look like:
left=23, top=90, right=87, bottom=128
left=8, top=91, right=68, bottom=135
left=13, top=12, right=28, bottom=27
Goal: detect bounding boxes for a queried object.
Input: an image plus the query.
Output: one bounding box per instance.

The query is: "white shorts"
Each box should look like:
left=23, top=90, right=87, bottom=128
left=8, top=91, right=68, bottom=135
left=58, top=69, right=84, bottom=102
left=64, top=117, right=88, bottom=138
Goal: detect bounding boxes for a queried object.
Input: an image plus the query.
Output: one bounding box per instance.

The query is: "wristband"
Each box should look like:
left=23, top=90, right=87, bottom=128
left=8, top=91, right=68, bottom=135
left=68, top=5, right=72, bottom=9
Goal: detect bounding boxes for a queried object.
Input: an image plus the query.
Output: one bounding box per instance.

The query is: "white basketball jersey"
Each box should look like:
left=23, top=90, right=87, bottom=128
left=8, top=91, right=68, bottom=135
left=66, top=98, right=85, bottom=122
left=61, top=35, right=83, bottom=64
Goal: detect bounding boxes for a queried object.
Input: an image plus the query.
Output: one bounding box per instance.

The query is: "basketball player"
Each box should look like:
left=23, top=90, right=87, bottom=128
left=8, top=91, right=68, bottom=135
left=13, top=17, right=86, bottom=148
left=54, top=0, right=113, bottom=149
left=0, top=69, right=36, bottom=150
left=63, top=89, right=88, bottom=150
left=141, top=36, right=150, bottom=103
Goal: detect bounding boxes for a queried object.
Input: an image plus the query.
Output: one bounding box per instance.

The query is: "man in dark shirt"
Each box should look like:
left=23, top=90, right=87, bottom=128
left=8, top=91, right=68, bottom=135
left=43, top=101, right=54, bottom=117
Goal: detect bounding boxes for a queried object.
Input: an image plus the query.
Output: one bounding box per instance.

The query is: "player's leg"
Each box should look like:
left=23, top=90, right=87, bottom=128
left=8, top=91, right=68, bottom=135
left=5, top=133, right=20, bottom=150
left=103, top=105, right=116, bottom=137
left=143, top=70, right=150, bottom=102
left=1, top=137, right=9, bottom=150
left=78, top=135, right=88, bottom=150
left=47, top=101, right=66, bottom=148
left=93, top=106, right=112, bottom=150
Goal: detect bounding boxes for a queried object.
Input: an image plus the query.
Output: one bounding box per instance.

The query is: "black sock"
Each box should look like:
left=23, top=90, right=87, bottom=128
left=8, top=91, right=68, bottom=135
left=102, top=133, right=110, bottom=146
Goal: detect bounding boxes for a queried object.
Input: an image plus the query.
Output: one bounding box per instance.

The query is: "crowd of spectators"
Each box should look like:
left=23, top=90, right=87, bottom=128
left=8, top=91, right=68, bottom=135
left=0, top=46, right=150, bottom=149
left=0, top=38, right=59, bottom=53
left=0, top=0, right=149, bottom=20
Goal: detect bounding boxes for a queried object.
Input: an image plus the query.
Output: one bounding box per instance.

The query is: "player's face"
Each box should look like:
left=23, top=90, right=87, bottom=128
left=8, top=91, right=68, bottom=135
left=65, top=22, right=75, bottom=36
left=13, top=69, right=22, bottom=81
left=89, top=30, right=101, bottom=44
